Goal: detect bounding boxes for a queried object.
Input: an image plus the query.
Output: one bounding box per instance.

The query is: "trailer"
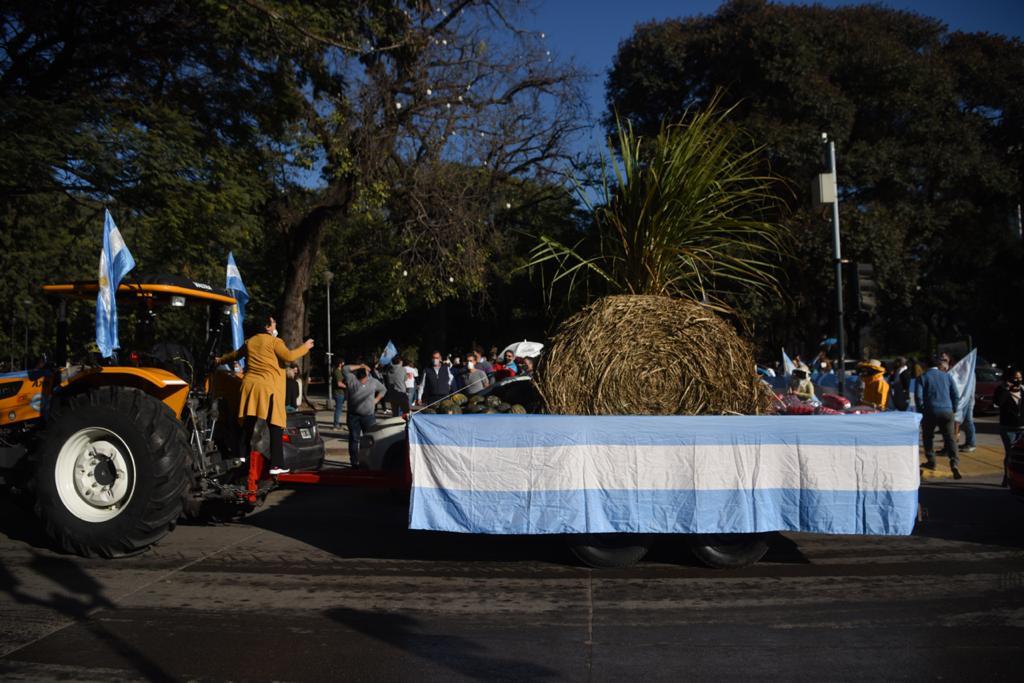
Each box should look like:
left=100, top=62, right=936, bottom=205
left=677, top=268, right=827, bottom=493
left=281, top=411, right=922, bottom=569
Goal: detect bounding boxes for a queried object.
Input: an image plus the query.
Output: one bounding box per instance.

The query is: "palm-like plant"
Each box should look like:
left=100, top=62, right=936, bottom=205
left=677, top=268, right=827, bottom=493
left=529, top=99, right=789, bottom=309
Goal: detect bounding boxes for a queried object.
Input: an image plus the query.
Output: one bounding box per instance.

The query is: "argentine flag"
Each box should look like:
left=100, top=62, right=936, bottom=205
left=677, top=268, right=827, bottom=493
left=409, top=413, right=923, bottom=536
left=96, top=209, right=136, bottom=358
left=949, top=349, right=977, bottom=422
left=225, top=252, right=249, bottom=367
left=379, top=340, right=398, bottom=366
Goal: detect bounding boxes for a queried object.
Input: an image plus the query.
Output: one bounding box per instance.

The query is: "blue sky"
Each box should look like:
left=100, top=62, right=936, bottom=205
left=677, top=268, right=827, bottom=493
left=525, top=1, right=1024, bottom=150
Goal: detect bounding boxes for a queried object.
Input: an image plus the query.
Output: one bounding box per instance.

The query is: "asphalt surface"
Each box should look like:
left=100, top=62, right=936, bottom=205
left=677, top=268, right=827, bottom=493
left=1, top=416, right=1023, bottom=681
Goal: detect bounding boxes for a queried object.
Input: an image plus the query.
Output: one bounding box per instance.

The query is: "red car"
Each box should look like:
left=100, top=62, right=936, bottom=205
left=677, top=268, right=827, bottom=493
left=974, top=365, right=1002, bottom=415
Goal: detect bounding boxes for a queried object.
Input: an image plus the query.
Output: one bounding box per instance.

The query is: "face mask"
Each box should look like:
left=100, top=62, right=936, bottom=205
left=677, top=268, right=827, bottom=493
left=271, top=329, right=278, bottom=337
left=467, top=362, right=475, bottom=370
left=433, top=358, right=441, bottom=367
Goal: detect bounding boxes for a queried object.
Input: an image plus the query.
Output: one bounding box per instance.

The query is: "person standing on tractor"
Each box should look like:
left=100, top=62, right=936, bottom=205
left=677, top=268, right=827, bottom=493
left=216, top=314, right=314, bottom=475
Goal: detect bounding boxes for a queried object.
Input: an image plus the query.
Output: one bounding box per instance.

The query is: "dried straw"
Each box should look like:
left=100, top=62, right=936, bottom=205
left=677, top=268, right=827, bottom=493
left=537, top=295, right=773, bottom=415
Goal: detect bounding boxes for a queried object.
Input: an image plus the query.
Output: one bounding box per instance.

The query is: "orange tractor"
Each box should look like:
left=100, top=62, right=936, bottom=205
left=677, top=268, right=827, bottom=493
left=0, top=275, right=323, bottom=557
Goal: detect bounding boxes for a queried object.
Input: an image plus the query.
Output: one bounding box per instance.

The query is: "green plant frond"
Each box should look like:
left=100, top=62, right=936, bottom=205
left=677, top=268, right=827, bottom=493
left=522, top=234, right=617, bottom=304
left=527, top=96, right=790, bottom=305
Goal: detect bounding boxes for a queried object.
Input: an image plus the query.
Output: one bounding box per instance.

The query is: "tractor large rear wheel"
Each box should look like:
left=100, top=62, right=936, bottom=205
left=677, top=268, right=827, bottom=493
left=32, top=387, right=190, bottom=558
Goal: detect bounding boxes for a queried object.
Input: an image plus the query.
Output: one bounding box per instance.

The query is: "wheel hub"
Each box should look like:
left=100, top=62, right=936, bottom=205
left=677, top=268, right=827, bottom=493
left=56, top=428, right=135, bottom=522
left=93, top=458, right=116, bottom=486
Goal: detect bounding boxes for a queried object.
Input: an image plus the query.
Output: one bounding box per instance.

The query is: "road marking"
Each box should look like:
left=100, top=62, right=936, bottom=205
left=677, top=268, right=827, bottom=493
left=585, top=572, right=594, bottom=679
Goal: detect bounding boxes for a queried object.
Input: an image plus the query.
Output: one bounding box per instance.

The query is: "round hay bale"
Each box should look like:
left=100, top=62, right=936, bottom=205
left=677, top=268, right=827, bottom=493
left=537, top=295, right=773, bottom=416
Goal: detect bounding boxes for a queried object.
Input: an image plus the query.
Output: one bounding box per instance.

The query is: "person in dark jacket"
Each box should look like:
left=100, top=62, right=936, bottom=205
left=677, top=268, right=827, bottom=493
left=915, top=355, right=961, bottom=478
left=993, top=368, right=1024, bottom=487
left=419, top=350, right=453, bottom=406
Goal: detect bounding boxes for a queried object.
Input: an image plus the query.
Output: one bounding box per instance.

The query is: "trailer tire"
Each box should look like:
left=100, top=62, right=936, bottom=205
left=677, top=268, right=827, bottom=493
left=32, top=387, right=189, bottom=558
left=688, top=532, right=770, bottom=569
left=569, top=534, right=653, bottom=568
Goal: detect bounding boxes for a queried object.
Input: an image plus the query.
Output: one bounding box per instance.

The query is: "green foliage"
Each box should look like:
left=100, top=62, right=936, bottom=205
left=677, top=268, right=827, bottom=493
left=528, top=100, right=788, bottom=310
left=606, top=0, right=1024, bottom=359
left=0, top=1, right=585, bottom=368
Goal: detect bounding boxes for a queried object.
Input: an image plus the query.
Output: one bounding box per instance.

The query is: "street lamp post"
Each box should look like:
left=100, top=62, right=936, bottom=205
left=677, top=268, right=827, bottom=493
left=324, top=270, right=334, bottom=411
left=814, top=135, right=846, bottom=394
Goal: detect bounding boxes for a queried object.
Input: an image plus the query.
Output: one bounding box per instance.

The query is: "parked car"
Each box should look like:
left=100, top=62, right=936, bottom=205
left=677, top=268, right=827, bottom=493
left=974, top=365, right=1003, bottom=415
left=282, top=410, right=326, bottom=471
left=357, top=376, right=542, bottom=470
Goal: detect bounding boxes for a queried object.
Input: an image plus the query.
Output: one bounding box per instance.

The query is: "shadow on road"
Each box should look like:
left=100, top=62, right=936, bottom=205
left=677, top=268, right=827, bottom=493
left=0, top=554, right=175, bottom=682
left=247, top=485, right=577, bottom=567
left=916, top=480, right=1024, bottom=548
left=247, top=485, right=813, bottom=569
left=0, top=496, right=56, bottom=554
left=324, top=606, right=560, bottom=680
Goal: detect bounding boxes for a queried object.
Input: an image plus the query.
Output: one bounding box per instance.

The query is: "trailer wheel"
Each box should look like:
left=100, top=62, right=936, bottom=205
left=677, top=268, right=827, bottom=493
left=569, top=534, right=653, bottom=568
left=688, top=532, right=770, bottom=569
left=32, top=387, right=189, bottom=558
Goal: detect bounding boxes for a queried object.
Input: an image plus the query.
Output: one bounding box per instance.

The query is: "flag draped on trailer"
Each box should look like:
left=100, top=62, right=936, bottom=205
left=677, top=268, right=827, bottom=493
left=95, top=209, right=136, bottom=358
left=225, top=252, right=249, bottom=367
left=408, top=413, right=923, bottom=537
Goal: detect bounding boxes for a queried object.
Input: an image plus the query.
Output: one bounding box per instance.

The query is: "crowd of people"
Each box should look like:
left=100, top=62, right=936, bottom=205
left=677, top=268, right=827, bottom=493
left=768, top=348, right=1024, bottom=486
left=328, top=346, right=538, bottom=467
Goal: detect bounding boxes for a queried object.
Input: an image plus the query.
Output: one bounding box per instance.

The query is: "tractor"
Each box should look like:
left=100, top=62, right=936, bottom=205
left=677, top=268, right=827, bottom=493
left=0, top=274, right=322, bottom=557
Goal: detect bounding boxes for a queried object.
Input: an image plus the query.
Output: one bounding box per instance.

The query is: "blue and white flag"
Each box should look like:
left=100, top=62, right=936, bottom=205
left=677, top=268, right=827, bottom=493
left=409, top=413, right=922, bottom=537
left=225, top=252, right=249, bottom=367
left=95, top=209, right=136, bottom=358
left=949, top=349, right=977, bottom=422
left=379, top=340, right=398, bottom=366
left=781, top=348, right=795, bottom=376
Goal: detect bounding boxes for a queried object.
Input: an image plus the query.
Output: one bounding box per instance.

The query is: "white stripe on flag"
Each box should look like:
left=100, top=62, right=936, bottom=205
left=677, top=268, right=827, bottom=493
left=410, top=443, right=920, bottom=493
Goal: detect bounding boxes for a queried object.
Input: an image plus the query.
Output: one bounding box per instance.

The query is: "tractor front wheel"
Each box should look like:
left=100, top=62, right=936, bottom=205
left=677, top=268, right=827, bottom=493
left=32, top=387, right=190, bottom=557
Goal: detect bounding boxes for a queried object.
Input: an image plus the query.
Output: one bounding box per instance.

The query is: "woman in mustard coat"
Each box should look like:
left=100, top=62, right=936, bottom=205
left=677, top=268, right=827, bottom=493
left=216, top=315, right=313, bottom=474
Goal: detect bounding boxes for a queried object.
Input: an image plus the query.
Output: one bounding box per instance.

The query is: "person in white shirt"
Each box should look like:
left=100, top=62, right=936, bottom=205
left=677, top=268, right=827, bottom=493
left=404, top=360, right=419, bottom=409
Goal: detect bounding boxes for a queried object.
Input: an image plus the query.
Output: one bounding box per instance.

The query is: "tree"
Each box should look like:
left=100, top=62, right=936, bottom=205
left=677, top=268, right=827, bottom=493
left=606, top=0, right=1024, bottom=359
left=0, top=1, right=587, bottom=365
left=222, top=0, right=587, bottom=349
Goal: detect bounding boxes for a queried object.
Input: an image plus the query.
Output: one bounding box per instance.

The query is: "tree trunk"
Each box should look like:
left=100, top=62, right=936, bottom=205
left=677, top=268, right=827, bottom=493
left=278, top=188, right=354, bottom=352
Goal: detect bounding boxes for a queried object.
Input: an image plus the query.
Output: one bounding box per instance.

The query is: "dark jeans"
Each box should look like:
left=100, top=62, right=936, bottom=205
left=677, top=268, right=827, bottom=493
left=999, top=428, right=1023, bottom=472
left=960, top=408, right=976, bottom=447
left=240, top=396, right=284, bottom=469
left=386, top=389, right=410, bottom=417
left=332, top=391, right=346, bottom=427
left=922, top=410, right=958, bottom=468
left=347, top=413, right=376, bottom=466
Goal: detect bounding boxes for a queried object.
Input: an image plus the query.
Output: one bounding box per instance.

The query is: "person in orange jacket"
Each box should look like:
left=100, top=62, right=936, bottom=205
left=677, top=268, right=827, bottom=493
left=858, top=359, right=890, bottom=410
left=216, top=314, right=313, bottom=475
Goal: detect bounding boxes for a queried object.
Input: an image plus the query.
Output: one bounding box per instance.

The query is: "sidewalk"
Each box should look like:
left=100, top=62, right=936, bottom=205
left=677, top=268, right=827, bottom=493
left=919, top=414, right=1005, bottom=481
left=311, top=405, right=350, bottom=462
left=919, top=444, right=1003, bottom=480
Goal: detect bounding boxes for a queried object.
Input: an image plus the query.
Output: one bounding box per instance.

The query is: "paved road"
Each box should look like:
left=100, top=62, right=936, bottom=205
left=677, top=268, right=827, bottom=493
left=2, top=462, right=1024, bottom=681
